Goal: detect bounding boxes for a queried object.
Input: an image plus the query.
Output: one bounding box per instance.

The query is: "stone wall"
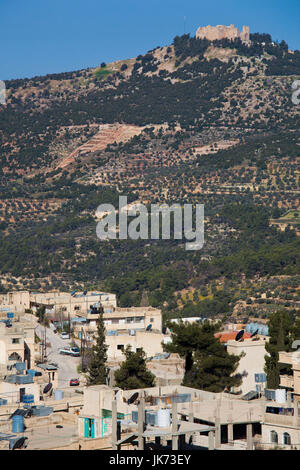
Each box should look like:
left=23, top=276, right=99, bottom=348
left=196, top=24, right=250, bottom=43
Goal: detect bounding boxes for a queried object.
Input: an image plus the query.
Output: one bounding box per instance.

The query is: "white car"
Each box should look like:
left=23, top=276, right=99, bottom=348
left=60, top=332, right=70, bottom=340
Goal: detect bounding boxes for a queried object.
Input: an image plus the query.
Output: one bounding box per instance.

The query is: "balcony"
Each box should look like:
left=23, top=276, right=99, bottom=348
left=279, top=351, right=294, bottom=365
left=280, top=375, right=294, bottom=388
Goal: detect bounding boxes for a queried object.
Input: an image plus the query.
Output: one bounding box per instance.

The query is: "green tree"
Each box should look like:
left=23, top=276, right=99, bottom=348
left=265, top=310, right=293, bottom=389
left=164, top=320, right=241, bottom=392
left=36, top=306, right=49, bottom=326
left=114, top=346, right=155, bottom=390
left=86, top=311, right=108, bottom=386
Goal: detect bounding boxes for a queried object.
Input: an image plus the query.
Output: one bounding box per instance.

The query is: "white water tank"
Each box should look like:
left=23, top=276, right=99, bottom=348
left=54, top=390, right=64, bottom=400
left=275, top=388, right=286, bottom=404
left=157, top=408, right=171, bottom=427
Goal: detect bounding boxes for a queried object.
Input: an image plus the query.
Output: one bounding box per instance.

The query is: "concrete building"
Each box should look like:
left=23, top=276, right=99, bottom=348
left=0, top=320, right=36, bottom=369
left=78, top=384, right=264, bottom=450
left=74, top=306, right=166, bottom=359
left=261, top=397, right=300, bottom=449
left=278, top=350, right=300, bottom=400
left=226, top=339, right=268, bottom=395
left=0, top=290, right=117, bottom=316
left=78, top=385, right=130, bottom=439
left=0, top=380, right=40, bottom=404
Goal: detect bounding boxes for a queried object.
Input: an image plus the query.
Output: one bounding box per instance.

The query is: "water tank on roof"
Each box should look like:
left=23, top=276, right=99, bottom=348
left=157, top=408, right=170, bottom=427
left=54, top=390, right=64, bottom=400
left=275, top=389, right=286, bottom=404
left=15, top=362, right=26, bottom=371
left=12, top=415, right=24, bottom=433
left=7, top=312, right=14, bottom=319
left=22, top=394, right=34, bottom=404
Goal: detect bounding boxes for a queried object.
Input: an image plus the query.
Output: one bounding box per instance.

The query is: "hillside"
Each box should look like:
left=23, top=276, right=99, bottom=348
left=0, top=30, right=299, bottom=320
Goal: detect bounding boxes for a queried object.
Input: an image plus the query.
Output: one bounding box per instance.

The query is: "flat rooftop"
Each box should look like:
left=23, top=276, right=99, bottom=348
left=178, top=397, right=265, bottom=425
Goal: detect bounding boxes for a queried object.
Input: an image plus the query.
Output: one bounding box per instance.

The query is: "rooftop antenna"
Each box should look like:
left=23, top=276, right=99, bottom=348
left=184, top=16, right=186, bottom=34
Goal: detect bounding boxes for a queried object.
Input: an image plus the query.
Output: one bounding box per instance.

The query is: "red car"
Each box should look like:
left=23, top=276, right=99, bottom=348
left=69, top=378, right=80, bottom=386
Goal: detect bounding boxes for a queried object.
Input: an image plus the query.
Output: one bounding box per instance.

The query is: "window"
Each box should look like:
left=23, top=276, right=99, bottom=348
left=150, top=318, right=154, bottom=323
left=270, top=431, right=278, bottom=444
left=8, top=352, right=22, bottom=361
left=74, top=305, right=81, bottom=311
left=12, top=338, right=20, bottom=344
left=283, top=432, right=291, bottom=445
left=117, top=345, right=124, bottom=351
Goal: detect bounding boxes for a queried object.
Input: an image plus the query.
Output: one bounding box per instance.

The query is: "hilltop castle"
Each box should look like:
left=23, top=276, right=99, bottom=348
left=196, top=24, right=250, bottom=43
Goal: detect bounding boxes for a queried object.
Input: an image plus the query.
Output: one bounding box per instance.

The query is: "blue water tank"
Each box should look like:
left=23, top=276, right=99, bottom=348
left=12, top=415, right=24, bottom=433
left=26, top=369, right=36, bottom=377
left=22, top=394, right=34, bottom=404
left=15, top=362, right=26, bottom=372
left=16, top=375, right=33, bottom=385
left=7, top=312, right=14, bottom=319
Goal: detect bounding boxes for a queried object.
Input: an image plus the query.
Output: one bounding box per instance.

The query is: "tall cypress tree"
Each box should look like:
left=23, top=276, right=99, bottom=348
left=265, top=310, right=293, bottom=389
left=87, top=310, right=108, bottom=386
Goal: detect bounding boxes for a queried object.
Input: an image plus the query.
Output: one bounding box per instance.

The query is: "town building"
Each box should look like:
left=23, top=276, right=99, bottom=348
left=74, top=305, right=166, bottom=359
left=0, top=290, right=117, bottom=316
left=226, top=338, right=268, bottom=395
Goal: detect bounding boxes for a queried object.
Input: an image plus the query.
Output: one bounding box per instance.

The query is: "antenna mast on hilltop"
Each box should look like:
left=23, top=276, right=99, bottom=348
left=184, top=16, right=186, bottom=34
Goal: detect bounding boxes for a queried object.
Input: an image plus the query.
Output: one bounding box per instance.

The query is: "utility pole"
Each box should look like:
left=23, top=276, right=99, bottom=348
left=81, top=327, right=85, bottom=371
left=42, top=327, right=47, bottom=363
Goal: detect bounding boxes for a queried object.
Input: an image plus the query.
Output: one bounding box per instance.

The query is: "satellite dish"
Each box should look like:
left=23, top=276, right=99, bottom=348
left=146, top=324, right=152, bottom=331
left=43, top=383, right=52, bottom=394
left=250, top=329, right=259, bottom=338
left=235, top=330, right=244, bottom=342
left=162, top=326, right=167, bottom=335
left=127, top=392, right=139, bottom=405
left=12, top=437, right=28, bottom=450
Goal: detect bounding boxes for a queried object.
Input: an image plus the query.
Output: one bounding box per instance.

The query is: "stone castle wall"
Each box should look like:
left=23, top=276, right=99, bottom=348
left=196, top=24, right=250, bottom=43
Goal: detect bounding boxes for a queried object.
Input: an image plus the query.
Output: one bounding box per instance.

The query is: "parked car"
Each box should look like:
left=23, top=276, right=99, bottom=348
left=59, top=347, right=80, bottom=357
left=69, top=378, right=80, bottom=386
left=60, top=332, right=70, bottom=340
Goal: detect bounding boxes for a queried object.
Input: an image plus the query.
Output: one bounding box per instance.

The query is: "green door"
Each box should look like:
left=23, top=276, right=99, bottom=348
left=84, top=418, right=95, bottom=438
left=90, top=419, right=95, bottom=438
left=84, top=418, right=89, bottom=438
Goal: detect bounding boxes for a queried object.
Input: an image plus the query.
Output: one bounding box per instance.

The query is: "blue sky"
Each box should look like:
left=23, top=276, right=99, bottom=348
left=1, top=0, right=300, bottom=80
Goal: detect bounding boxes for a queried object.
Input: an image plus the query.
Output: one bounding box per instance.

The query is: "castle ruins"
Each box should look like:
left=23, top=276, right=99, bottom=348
left=196, top=24, right=250, bottom=43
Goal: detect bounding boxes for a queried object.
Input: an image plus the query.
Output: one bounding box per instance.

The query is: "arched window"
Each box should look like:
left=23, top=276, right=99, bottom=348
left=283, top=432, right=291, bottom=445
left=270, top=431, right=278, bottom=443
left=8, top=352, right=22, bottom=361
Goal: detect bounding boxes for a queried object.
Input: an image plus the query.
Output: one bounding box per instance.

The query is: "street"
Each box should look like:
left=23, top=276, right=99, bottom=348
left=35, top=324, right=84, bottom=390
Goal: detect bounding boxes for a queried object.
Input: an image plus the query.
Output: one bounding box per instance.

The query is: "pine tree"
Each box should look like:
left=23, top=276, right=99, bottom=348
left=114, top=346, right=155, bottom=390
left=164, top=320, right=241, bottom=392
left=86, top=310, right=108, bottom=386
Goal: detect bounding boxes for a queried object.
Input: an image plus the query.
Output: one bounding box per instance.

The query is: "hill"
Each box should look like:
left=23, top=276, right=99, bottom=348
left=0, top=29, right=299, bottom=320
